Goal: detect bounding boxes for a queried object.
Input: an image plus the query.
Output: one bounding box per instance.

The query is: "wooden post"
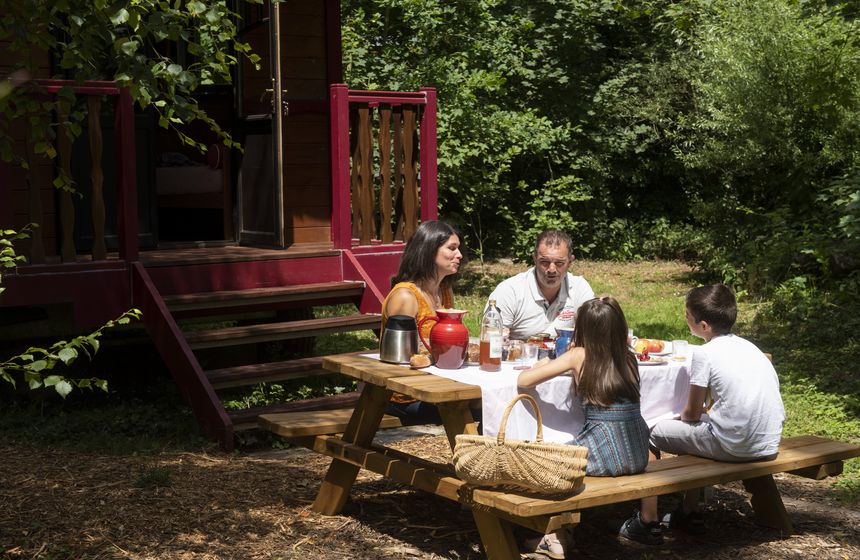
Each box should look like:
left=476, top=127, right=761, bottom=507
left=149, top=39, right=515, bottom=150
left=418, top=87, right=438, bottom=222
left=329, top=84, right=352, bottom=249
left=312, top=383, right=391, bottom=515
left=742, top=475, right=793, bottom=533
left=87, top=95, right=107, bottom=261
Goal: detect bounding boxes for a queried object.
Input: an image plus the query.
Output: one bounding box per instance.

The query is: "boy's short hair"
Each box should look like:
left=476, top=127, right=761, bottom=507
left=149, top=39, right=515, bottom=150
left=686, top=284, right=737, bottom=334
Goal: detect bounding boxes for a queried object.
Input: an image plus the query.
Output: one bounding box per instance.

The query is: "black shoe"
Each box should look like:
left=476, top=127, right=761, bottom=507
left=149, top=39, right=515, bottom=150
left=619, top=511, right=664, bottom=545
left=662, top=506, right=706, bottom=535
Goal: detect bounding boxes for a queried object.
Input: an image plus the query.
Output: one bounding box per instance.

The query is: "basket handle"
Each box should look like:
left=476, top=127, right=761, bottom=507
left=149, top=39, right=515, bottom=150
left=497, top=393, right=544, bottom=444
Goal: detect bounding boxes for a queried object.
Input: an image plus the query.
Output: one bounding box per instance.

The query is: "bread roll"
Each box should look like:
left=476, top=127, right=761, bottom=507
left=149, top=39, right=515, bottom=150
left=409, top=354, right=432, bottom=368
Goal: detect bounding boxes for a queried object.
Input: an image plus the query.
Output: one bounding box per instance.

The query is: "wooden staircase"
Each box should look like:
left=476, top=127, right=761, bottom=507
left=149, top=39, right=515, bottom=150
left=131, top=246, right=396, bottom=450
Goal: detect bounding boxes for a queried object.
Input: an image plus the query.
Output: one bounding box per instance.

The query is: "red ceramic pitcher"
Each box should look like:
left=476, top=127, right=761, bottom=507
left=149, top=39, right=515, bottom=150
left=417, top=309, right=469, bottom=369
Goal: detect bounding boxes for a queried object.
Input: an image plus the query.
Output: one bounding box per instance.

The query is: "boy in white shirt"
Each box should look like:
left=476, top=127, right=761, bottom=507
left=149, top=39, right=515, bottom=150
left=620, top=284, right=785, bottom=545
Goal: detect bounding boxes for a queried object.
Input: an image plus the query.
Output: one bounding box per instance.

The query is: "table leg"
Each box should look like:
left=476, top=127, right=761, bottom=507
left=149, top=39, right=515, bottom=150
left=472, top=510, right=520, bottom=560
left=312, top=383, right=392, bottom=515
left=438, top=401, right=519, bottom=558
left=437, top=401, right=479, bottom=451
left=742, top=475, right=794, bottom=533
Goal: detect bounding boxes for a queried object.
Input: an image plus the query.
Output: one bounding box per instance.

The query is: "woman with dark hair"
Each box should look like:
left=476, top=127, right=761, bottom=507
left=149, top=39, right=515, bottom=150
left=381, top=220, right=464, bottom=342
left=379, top=221, right=465, bottom=425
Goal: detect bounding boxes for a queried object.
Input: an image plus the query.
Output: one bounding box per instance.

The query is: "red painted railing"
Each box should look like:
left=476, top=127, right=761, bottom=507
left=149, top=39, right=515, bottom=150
left=3, top=79, right=138, bottom=264
left=329, top=84, right=438, bottom=250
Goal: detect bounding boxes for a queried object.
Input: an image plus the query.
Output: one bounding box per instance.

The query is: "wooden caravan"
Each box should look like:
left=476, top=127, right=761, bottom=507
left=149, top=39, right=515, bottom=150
left=0, top=1, right=439, bottom=450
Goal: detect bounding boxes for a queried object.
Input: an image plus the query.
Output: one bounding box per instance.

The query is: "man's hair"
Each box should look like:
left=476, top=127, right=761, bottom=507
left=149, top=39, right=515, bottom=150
left=686, top=284, right=737, bottom=334
left=533, top=230, right=572, bottom=259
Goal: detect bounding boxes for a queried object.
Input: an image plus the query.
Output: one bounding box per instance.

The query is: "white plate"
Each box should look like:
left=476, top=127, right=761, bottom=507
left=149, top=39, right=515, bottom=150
left=638, top=358, right=669, bottom=366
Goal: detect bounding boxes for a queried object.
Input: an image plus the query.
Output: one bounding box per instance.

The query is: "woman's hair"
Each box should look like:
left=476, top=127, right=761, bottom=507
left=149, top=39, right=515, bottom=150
left=394, top=220, right=464, bottom=291
left=686, top=284, right=737, bottom=334
left=573, top=296, right=640, bottom=406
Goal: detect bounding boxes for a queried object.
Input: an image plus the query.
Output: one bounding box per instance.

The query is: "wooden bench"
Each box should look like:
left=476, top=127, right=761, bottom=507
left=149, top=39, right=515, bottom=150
left=308, top=433, right=860, bottom=556
left=258, top=409, right=403, bottom=442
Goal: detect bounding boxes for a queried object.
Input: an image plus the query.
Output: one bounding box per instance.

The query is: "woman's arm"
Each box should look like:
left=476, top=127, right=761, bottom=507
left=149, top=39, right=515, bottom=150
left=681, top=384, right=709, bottom=421
left=383, top=287, right=420, bottom=318
left=517, top=347, right=583, bottom=388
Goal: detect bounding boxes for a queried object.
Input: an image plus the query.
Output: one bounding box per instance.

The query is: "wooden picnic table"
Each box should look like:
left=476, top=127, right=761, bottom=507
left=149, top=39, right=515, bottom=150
left=290, top=352, right=860, bottom=560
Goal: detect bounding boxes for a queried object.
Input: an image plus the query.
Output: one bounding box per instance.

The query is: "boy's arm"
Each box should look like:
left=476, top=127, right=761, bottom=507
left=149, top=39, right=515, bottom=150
left=681, top=384, right=709, bottom=421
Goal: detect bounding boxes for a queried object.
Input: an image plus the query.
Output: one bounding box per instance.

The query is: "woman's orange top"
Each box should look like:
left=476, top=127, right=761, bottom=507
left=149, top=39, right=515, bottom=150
left=380, top=282, right=454, bottom=343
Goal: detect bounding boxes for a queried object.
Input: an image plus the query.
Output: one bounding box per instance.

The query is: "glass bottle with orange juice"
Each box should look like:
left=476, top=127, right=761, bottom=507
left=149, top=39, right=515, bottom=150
left=479, top=300, right=503, bottom=371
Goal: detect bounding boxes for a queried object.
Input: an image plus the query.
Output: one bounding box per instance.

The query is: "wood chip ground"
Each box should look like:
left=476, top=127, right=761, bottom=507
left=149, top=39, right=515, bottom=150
left=1, top=431, right=857, bottom=559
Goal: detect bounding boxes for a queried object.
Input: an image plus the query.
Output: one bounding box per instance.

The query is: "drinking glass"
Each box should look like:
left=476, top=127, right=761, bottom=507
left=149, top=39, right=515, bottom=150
left=506, top=339, right=523, bottom=363
left=672, top=339, right=689, bottom=361
left=521, top=342, right=539, bottom=366
left=627, top=328, right=636, bottom=348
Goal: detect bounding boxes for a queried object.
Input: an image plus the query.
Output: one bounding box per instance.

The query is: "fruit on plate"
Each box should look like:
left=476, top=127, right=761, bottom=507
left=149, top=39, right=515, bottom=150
left=634, top=338, right=665, bottom=353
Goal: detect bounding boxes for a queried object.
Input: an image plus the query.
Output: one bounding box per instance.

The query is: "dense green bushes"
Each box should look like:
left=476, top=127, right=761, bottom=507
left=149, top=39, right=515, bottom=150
left=341, top=0, right=860, bottom=296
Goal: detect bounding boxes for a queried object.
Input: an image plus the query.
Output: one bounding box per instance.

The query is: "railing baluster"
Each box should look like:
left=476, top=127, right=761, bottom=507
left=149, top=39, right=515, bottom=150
left=357, top=105, right=374, bottom=245
left=349, top=110, right=361, bottom=240
left=378, top=106, right=393, bottom=243
left=87, top=95, right=106, bottom=260
left=401, top=106, right=418, bottom=240
left=393, top=106, right=404, bottom=241
left=57, top=99, right=76, bottom=262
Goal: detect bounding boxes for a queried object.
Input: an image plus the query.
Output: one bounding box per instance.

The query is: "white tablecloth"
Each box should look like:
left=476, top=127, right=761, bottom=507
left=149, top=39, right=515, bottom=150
left=363, top=354, right=692, bottom=444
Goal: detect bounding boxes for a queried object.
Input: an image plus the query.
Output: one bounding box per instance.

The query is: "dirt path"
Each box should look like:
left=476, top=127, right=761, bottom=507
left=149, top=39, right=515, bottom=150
left=1, top=429, right=857, bottom=559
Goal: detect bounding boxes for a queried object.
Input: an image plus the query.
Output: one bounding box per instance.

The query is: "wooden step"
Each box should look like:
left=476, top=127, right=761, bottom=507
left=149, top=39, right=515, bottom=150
left=259, top=409, right=402, bottom=438
left=206, top=357, right=330, bottom=389
left=185, top=313, right=382, bottom=350
left=229, top=391, right=363, bottom=431
left=163, top=281, right=365, bottom=313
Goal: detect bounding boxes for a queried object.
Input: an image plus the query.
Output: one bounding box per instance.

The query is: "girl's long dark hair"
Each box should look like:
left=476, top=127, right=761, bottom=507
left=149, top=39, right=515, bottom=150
left=394, top=220, right=463, bottom=291
left=573, top=297, right=640, bottom=406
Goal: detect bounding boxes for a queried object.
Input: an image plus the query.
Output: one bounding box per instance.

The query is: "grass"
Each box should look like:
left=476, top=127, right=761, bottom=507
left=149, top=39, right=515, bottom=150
left=0, top=259, right=856, bottom=502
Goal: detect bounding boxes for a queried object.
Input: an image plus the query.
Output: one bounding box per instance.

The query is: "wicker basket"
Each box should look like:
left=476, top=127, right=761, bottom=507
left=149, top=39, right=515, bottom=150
left=452, top=393, right=588, bottom=494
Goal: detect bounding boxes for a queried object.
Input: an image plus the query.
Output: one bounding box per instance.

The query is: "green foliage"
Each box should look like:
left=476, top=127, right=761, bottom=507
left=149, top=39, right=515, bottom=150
left=342, top=0, right=592, bottom=258
left=342, top=0, right=860, bottom=296
left=0, top=225, right=34, bottom=296
left=0, top=309, right=143, bottom=397
left=1, top=228, right=142, bottom=397
left=674, top=0, right=860, bottom=289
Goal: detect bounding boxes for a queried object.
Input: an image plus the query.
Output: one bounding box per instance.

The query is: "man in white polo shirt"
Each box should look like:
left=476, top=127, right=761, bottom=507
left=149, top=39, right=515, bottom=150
left=488, top=230, right=594, bottom=339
